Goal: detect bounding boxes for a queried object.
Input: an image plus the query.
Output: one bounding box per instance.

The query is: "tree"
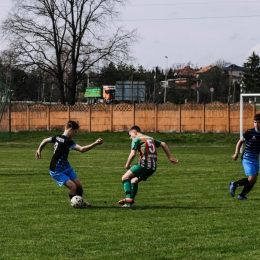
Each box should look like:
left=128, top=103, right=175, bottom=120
left=196, top=66, right=229, bottom=103
left=212, top=59, right=231, bottom=68
left=2, top=0, right=137, bottom=105
left=243, top=52, right=260, bottom=93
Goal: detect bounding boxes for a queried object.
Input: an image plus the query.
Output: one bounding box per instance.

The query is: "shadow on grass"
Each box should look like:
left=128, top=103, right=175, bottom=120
left=89, top=205, right=220, bottom=210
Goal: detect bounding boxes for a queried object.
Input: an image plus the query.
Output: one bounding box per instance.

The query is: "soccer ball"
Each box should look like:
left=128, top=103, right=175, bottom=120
left=70, top=195, right=83, bottom=208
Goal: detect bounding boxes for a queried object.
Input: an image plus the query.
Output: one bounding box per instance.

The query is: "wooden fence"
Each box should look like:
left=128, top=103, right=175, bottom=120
left=0, top=102, right=256, bottom=133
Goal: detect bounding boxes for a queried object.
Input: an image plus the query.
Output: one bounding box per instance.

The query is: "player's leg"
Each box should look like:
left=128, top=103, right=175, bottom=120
left=239, top=174, right=258, bottom=199
left=130, top=177, right=140, bottom=200
left=119, top=170, right=135, bottom=205
left=64, top=179, right=77, bottom=199
left=230, top=159, right=253, bottom=197
left=72, top=178, right=83, bottom=196
left=68, top=168, right=91, bottom=207
left=119, top=166, right=155, bottom=206
left=237, top=160, right=258, bottom=200
left=66, top=168, right=84, bottom=197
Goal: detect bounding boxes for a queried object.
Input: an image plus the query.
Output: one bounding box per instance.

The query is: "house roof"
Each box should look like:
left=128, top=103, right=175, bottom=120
left=174, top=66, right=196, bottom=76
left=223, top=64, right=246, bottom=71
left=196, top=65, right=216, bottom=74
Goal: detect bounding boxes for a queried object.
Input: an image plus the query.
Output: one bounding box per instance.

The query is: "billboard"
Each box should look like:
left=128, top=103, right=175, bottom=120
left=115, top=81, right=145, bottom=102
left=84, top=88, right=102, bottom=98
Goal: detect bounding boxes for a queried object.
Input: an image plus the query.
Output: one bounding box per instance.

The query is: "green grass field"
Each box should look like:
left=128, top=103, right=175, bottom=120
left=0, top=131, right=260, bottom=260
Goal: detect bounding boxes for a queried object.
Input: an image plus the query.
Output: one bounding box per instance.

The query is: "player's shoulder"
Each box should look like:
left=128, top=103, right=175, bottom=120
left=245, top=128, right=260, bottom=135
left=244, top=128, right=255, bottom=135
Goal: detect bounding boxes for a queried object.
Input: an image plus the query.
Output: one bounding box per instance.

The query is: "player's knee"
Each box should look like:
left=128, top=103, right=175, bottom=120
left=122, top=175, right=127, bottom=181
left=69, top=183, right=77, bottom=193
left=131, top=177, right=139, bottom=183
left=122, top=173, right=129, bottom=181
left=248, top=175, right=257, bottom=184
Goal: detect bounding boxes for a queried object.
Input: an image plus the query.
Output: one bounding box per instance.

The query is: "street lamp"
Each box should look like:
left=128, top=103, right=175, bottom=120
left=196, top=74, right=200, bottom=103
left=164, top=56, right=168, bottom=103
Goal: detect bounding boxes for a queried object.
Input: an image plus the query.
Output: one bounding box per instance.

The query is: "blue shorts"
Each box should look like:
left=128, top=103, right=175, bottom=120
left=49, top=168, right=78, bottom=186
left=242, top=159, right=259, bottom=176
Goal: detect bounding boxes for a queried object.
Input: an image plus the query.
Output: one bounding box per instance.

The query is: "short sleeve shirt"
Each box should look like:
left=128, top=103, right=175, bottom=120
left=242, top=128, right=260, bottom=162
left=131, top=135, right=161, bottom=170
left=49, top=135, right=76, bottom=172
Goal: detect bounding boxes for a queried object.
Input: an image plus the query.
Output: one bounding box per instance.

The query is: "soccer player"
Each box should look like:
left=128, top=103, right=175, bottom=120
left=118, top=125, right=178, bottom=207
left=229, top=113, right=260, bottom=200
left=35, top=120, right=103, bottom=207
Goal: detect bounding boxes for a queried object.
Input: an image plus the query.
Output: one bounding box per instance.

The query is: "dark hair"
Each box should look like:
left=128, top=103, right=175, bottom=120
left=66, top=120, right=79, bottom=130
left=254, top=114, right=260, bottom=121
left=129, top=125, right=141, bottom=133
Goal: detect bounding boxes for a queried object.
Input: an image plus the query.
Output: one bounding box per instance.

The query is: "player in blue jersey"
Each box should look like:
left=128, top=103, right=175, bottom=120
left=229, top=114, right=260, bottom=200
left=35, top=120, right=103, bottom=207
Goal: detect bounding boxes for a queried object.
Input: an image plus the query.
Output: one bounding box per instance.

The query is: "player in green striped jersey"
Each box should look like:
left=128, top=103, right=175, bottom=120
left=118, top=125, right=178, bottom=207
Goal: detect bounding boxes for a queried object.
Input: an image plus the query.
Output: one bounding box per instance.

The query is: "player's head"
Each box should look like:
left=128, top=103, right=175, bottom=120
left=66, top=120, right=80, bottom=130
left=254, top=114, right=260, bottom=122
left=254, top=114, right=260, bottom=131
left=65, top=121, right=79, bottom=137
left=128, top=125, right=141, bottom=139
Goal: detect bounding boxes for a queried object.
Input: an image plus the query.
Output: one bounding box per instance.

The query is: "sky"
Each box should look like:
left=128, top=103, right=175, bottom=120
left=1, top=0, right=260, bottom=71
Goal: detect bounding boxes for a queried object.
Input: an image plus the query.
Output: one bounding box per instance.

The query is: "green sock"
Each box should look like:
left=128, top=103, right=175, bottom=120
left=123, top=180, right=131, bottom=198
left=131, top=183, right=138, bottom=199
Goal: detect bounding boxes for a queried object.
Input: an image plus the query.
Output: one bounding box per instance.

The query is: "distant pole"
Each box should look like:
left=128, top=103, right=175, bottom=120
left=196, top=75, right=200, bottom=103
left=131, top=72, right=134, bottom=103
left=9, top=56, right=11, bottom=134
left=197, top=81, right=199, bottom=103
left=164, top=56, right=168, bottom=103
left=153, top=67, right=157, bottom=103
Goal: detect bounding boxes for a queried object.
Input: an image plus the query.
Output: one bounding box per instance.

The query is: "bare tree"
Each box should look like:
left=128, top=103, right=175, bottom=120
left=2, top=0, right=137, bottom=105
left=212, top=59, right=231, bottom=68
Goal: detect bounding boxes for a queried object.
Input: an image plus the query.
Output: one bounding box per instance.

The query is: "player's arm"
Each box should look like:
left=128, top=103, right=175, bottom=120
left=125, top=149, right=137, bottom=169
left=35, top=137, right=52, bottom=159
left=73, top=138, right=103, bottom=153
left=232, top=138, right=244, bottom=161
left=160, top=142, right=178, bottom=164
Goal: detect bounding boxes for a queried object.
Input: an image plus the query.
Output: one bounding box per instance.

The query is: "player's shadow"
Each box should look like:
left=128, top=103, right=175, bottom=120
left=89, top=205, right=220, bottom=210
left=134, top=205, right=220, bottom=210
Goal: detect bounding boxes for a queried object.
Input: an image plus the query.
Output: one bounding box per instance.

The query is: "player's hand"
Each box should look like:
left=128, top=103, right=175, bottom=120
left=35, top=150, right=41, bottom=159
left=169, top=157, right=178, bottom=164
left=232, top=153, right=238, bottom=161
left=125, top=164, right=131, bottom=169
left=95, top=138, right=103, bottom=145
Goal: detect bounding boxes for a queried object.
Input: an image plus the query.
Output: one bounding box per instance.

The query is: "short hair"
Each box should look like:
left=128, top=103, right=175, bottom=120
left=254, top=114, right=260, bottom=121
left=66, top=120, right=79, bottom=130
left=129, top=125, right=141, bottom=133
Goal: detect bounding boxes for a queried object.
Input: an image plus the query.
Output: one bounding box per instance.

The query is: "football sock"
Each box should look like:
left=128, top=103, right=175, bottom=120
left=76, top=188, right=83, bottom=197
left=234, top=178, right=249, bottom=187
left=122, top=180, right=131, bottom=198
left=240, top=184, right=254, bottom=196
left=131, top=183, right=138, bottom=199
left=69, top=193, right=74, bottom=199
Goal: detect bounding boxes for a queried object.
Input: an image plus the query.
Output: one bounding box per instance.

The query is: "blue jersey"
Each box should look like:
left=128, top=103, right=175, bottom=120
left=242, top=128, right=260, bottom=162
left=49, top=135, right=76, bottom=172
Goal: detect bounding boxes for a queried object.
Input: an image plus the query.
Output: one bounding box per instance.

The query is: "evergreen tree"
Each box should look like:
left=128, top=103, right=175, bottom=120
left=243, top=52, right=260, bottom=93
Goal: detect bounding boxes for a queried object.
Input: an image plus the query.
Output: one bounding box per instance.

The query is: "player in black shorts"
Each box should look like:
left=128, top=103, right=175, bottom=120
left=35, top=120, right=103, bottom=207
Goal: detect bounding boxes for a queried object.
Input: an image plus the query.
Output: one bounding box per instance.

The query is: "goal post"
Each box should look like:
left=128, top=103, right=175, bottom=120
left=240, top=93, right=260, bottom=153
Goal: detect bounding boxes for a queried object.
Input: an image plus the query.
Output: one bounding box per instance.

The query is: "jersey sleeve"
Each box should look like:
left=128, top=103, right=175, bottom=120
left=243, top=130, right=250, bottom=141
left=50, top=136, right=56, bottom=143
left=67, top=139, right=76, bottom=150
left=131, top=138, right=140, bottom=150
left=153, top=138, right=161, bottom=148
